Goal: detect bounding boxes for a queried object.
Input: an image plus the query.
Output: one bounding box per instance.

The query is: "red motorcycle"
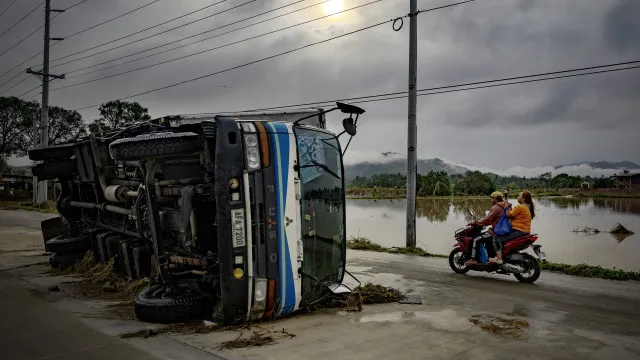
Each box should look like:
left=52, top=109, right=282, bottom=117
left=448, top=223, right=546, bottom=283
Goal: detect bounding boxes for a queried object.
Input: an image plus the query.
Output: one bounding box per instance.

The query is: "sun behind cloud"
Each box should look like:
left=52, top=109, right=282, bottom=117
left=323, top=0, right=343, bottom=16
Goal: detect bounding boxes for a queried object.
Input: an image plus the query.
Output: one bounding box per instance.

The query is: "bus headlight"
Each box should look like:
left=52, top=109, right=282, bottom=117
left=254, top=278, right=267, bottom=302
left=246, top=147, right=260, bottom=169
left=242, top=123, right=261, bottom=171
left=245, top=134, right=258, bottom=147
left=251, top=277, right=268, bottom=319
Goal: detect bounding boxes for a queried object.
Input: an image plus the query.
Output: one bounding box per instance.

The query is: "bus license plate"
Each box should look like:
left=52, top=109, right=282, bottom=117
left=231, top=209, right=246, bottom=248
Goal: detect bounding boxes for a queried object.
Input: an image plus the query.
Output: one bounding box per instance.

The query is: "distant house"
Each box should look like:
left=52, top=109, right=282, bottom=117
left=612, top=172, right=640, bottom=191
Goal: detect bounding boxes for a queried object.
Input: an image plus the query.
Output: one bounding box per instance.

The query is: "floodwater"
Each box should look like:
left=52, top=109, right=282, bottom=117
left=346, top=197, right=640, bottom=272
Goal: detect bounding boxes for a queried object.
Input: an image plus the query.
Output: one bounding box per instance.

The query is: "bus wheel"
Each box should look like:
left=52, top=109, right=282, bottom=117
left=108, top=132, right=201, bottom=161
left=134, top=284, right=204, bottom=324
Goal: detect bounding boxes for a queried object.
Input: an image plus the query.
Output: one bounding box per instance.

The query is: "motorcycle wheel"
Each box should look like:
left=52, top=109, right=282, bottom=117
left=449, top=248, right=470, bottom=274
left=514, top=253, right=541, bottom=284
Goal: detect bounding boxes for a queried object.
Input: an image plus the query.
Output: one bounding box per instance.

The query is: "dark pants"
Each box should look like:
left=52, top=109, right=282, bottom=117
left=493, top=230, right=529, bottom=252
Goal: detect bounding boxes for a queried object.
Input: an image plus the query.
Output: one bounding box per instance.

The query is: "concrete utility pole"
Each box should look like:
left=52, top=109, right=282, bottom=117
left=406, top=0, right=418, bottom=248
left=26, top=0, right=64, bottom=204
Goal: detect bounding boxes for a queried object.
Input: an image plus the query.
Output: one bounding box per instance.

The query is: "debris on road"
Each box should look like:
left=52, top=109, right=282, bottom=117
left=469, top=313, right=529, bottom=340
left=219, top=328, right=295, bottom=350
left=47, top=285, right=60, bottom=292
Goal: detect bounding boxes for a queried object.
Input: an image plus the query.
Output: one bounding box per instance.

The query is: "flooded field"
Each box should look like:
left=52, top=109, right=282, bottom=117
left=346, top=197, right=640, bottom=272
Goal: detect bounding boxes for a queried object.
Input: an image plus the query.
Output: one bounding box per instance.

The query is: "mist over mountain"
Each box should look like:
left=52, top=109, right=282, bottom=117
left=344, top=156, right=640, bottom=180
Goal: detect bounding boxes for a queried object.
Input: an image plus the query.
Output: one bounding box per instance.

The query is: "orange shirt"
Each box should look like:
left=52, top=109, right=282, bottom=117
left=507, top=204, right=531, bottom=233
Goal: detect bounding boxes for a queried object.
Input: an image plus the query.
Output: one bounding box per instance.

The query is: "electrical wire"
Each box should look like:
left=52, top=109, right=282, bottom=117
left=49, top=0, right=236, bottom=67
left=0, top=0, right=45, bottom=41
left=63, top=0, right=91, bottom=11
left=0, top=0, right=18, bottom=19
left=64, top=0, right=323, bottom=77
left=213, top=62, right=640, bottom=114
left=0, top=0, right=229, bottom=81
left=52, top=0, right=383, bottom=90
left=0, top=1, right=86, bottom=79
left=0, top=74, right=31, bottom=95
left=61, top=0, right=161, bottom=40
left=0, top=10, right=66, bottom=60
left=72, top=1, right=474, bottom=111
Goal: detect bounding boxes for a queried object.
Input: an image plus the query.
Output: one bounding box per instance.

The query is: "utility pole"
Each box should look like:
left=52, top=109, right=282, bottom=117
left=26, top=0, right=64, bottom=204
left=406, top=0, right=418, bottom=248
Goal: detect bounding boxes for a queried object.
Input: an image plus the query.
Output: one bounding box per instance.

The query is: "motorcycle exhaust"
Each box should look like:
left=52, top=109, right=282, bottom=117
left=501, top=263, right=526, bottom=273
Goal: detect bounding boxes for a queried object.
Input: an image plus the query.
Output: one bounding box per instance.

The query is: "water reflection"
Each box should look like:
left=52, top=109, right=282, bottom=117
left=346, top=197, right=640, bottom=271
left=540, top=197, right=640, bottom=215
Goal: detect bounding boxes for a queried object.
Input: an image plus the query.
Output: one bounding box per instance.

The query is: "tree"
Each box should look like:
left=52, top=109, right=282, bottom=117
left=0, top=96, right=35, bottom=159
left=19, top=106, right=87, bottom=155
left=0, top=156, right=7, bottom=172
left=419, top=171, right=451, bottom=196
left=455, top=170, right=496, bottom=196
left=90, top=100, right=151, bottom=133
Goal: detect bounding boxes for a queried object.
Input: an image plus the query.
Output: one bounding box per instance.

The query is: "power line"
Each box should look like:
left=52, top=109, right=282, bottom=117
left=0, top=74, right=32, bottom=95
left=0, top=0, right=228, bottom=81
left=0, top=0, right=19, bottom=19
left=0, top=0, right=45, bottom=41
left=354, top=65, right=640, bottom=105
left=214, top=62, right=640, bottom=113
left=0, top=1, right=86, bottom=79
left=73, top=1, right=471, bottom=111
left=0, top=10, right=65, bottom=60
left=53, top=0, right=383, bottom=90
left=63, top=0, right=91, bottom=11
left=61, top=0, right=161, bottom=40
left=48, top=0, right=235, bottom=67
left=64, top=0, right=323, bottom=77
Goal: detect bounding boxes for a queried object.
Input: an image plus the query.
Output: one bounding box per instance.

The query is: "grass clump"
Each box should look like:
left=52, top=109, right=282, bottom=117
left=347, top=237, right=387, bottom=252
left=317, top=282, right=405, bottom=312
left=0, top=200, right=58, bottom=213
left=346, top=237, right=447, bottom=258
left=541, top=262, right=640, bottom=281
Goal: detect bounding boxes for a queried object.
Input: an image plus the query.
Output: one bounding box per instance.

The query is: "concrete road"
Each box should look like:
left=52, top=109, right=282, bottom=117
left=0, top=271, right=162, bottom=360
left=1, top=209, right=640, bottom=360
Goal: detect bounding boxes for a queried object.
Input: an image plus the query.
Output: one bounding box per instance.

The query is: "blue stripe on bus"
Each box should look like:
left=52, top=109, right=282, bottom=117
left=266, top=122, right=296, bottom=316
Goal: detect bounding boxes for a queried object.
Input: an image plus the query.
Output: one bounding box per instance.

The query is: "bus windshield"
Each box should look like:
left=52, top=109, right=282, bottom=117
left=294, top=127, right=345, bottom=302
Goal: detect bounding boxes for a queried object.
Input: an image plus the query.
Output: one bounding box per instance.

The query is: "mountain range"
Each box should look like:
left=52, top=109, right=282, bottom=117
left=344, top=157, right=640, bottom=179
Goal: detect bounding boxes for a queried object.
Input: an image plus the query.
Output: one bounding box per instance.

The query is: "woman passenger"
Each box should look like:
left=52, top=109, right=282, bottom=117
left=489, top=191, right=535, bottom=264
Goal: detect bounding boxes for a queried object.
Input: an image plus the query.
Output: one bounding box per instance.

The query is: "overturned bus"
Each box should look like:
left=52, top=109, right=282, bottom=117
left=30, top=103, right=364, bottom=325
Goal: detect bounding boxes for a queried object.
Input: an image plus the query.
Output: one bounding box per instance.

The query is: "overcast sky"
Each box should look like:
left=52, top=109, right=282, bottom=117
left=1, top=0, right=639, bottom=171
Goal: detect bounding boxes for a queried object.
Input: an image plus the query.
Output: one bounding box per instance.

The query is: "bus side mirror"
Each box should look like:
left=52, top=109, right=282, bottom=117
left=343, top=117, right=357, bottom=136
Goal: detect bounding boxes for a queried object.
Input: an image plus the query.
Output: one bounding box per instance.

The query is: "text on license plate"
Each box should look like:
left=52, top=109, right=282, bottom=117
left=231, top=209, right=246, bottom=248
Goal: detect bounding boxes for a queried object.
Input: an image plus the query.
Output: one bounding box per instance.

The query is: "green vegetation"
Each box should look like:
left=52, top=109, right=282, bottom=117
left=348, top=237, right=640, bottom=281
left=347, top=170, right=626, bottom=198
left=346, top=237, right=447, bottom=258
left=0, top=200, right=57, bottom=213
left=540, top=262, right=640, bottom=281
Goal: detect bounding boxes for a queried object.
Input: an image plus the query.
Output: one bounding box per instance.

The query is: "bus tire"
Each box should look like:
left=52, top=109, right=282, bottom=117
left=49, top=252, right=84, bottom=269
left=108, top=132, right=201, bottom=161
left=134, top=285, right=204, bottom=324
left=46, top=234, right=91, bottom=254
left=32, top=160, right=77, bottom=180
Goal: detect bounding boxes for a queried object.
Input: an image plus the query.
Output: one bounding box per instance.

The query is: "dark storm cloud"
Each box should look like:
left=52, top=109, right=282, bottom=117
left=603, top=0, right=640, bottom=53
left=1, top=0, right=639, bottom=169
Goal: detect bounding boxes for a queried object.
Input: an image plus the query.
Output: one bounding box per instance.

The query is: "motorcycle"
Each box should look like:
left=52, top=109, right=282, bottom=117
left=448, top=222, right=547, bottom=283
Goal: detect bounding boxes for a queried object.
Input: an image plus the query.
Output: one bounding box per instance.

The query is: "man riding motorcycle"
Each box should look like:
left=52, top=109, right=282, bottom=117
left=464, top=191, right=507, bottom=266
